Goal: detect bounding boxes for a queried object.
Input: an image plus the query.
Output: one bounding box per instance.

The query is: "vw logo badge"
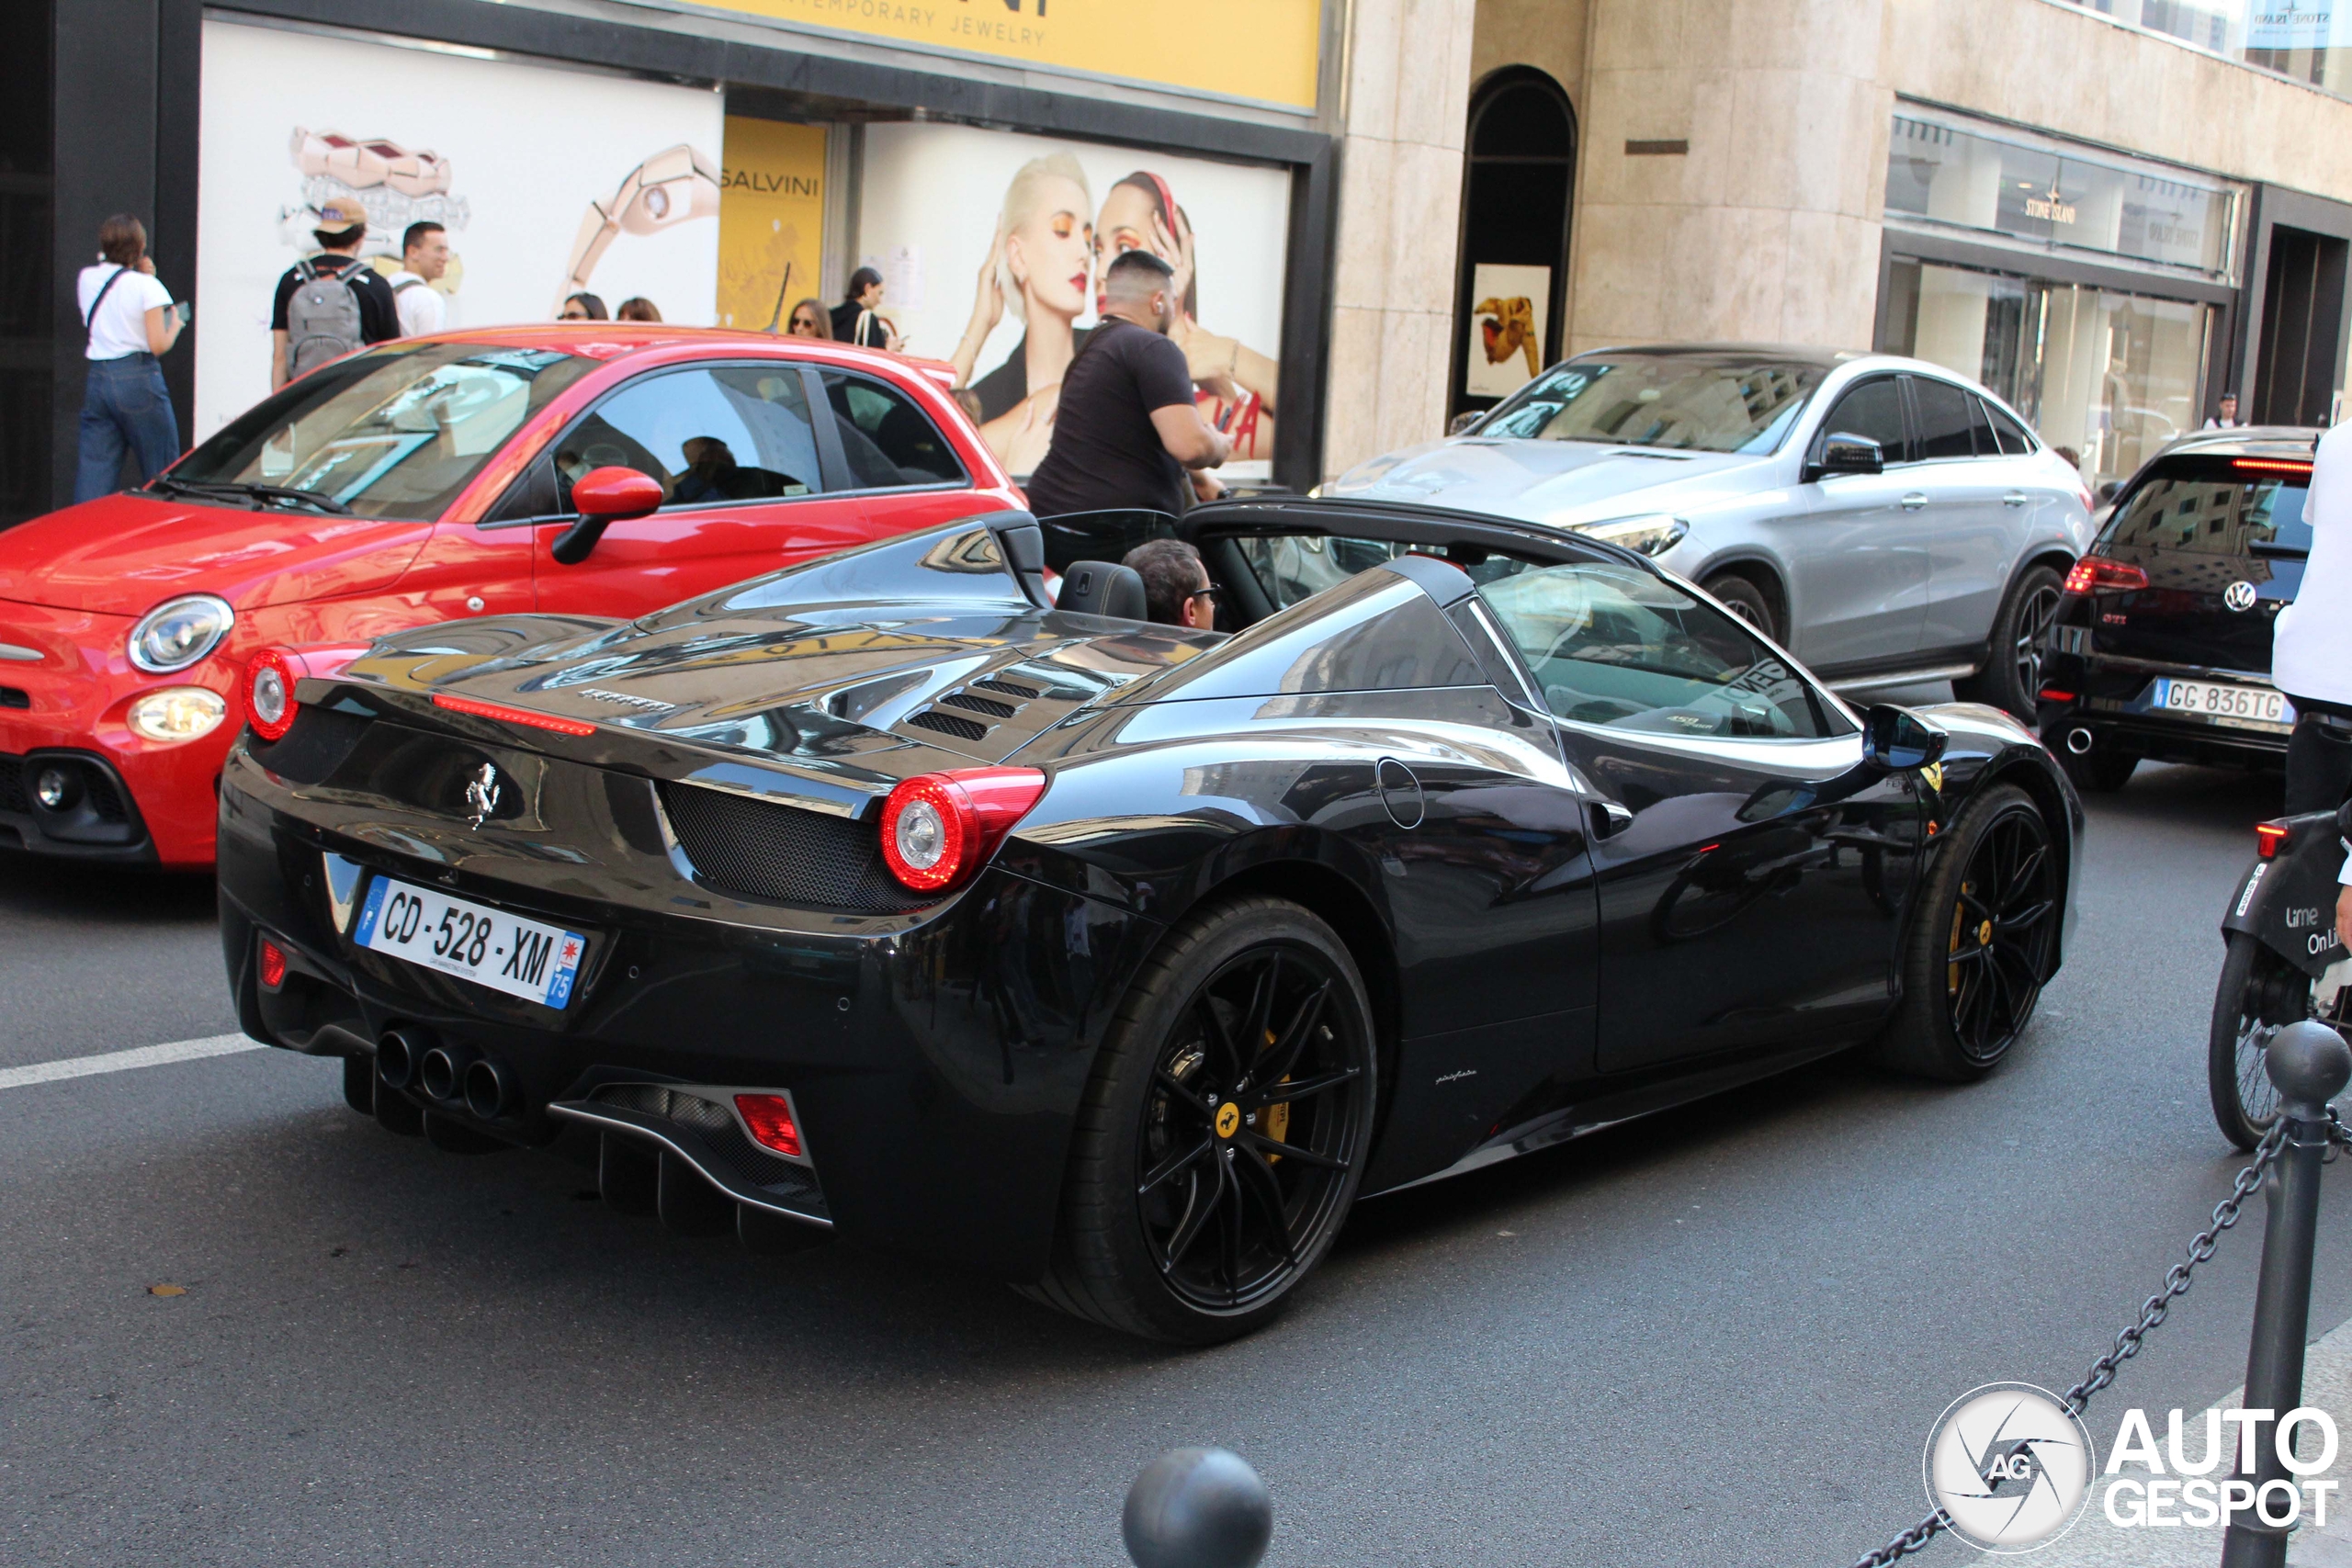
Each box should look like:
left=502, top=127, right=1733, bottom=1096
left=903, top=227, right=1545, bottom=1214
left=463, top=761, right=501, bottom=830
left=2223, top=581, right=2258, bottom=612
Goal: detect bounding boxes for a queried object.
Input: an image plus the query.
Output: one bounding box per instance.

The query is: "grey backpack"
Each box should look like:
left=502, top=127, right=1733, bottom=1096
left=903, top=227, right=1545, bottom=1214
left=285, top=257, right=365, bottom=378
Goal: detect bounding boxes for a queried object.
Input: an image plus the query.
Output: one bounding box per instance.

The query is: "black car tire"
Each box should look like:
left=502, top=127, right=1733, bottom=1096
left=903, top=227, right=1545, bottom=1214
left=2206, top=930, right=2312, bottom=1151
left=2057, top=743, right=2138, bottom=794
left=1875, top=784, right=2060, bottom=1082
left=1025, top=895, right=1377, bottom=1344
left=1702, top=572, right=1780, bottom=643
left=1957, top=564, right=2066, bottom=716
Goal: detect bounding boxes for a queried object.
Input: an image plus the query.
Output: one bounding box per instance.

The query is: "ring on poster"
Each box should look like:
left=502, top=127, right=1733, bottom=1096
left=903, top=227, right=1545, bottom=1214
left=858, top=123, right=1292, bottom=478
left=561, top=145, right=723, bottom=313
left=1464, top=264, right=1551, bottom=400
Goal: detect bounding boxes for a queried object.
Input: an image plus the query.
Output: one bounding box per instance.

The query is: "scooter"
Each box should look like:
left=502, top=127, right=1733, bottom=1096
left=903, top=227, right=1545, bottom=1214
left=2210, top=801, right=2352, bottom=1148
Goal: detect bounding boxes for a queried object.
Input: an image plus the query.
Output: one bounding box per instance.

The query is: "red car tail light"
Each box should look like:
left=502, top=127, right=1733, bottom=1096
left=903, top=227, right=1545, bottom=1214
left=2233, top=457, right=2313, bottom=478
left=430, top=692, right=597, bottom=736
left=734, top=1094, right=803, bottom=1157
left=245, top=648, right=300, bottom=742
left=2256, top=821, right=2292, bottom=859
left=2062, top=556, right=2149, bottom=595
left=2038, top=688, right=2075, bottom=703
left=878, top=766, right=1047, bottom=892
left=259, top=939, right=288, bottom=989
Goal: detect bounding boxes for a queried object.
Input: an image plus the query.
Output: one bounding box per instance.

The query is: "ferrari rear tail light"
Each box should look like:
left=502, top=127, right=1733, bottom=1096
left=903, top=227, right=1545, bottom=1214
left=734, top=1094, right=803, bottom=1157
left=878, top=766, right=1047, bottom=892
left=2062, top=556, right=2149, bottom=596
left=2256, top=821, right=2292, bottom=859
left=246, top=648, right=300, bottom=741
left=258, top=938, right=288, bottom=989
left=430, top=692, right=597, bottom=736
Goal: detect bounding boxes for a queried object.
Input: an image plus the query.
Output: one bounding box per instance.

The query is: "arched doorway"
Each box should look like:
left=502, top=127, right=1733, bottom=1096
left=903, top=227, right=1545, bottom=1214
left=1450, top=68, right=1576, bottom=423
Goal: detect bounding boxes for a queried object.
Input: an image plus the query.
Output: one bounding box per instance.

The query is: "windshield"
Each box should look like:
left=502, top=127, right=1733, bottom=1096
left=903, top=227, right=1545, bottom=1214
left=1477, top=560, right=1844, bottom=738
left=1475, top=353, right=1825, bottom=454
left=164, top=344, right=596, bottom=519
left=2099, top=457, right=2312, bottom=558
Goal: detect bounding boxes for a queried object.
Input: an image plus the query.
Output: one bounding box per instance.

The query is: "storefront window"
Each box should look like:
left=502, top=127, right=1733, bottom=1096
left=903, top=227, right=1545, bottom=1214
left=1886, top=112, right=2237, bottom=279
left=1882, top=259, right=2213, bottom=491
left=2050, top=0, right=2352, bottom=103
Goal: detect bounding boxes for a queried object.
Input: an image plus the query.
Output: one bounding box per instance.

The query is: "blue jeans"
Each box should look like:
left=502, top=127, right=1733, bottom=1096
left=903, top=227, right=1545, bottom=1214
left=74, top=354, right=181, bottom=503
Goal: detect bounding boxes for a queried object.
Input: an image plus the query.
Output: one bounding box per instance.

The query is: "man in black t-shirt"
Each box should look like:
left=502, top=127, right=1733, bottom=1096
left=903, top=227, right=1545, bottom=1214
left=1024, top=250, right=1228, bottom=517
left=269, top=196, right=401, bottom=389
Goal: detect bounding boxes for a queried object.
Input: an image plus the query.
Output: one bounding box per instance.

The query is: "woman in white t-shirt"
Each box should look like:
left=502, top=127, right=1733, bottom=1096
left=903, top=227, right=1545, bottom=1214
left=74, top=213, right=186, bottom=503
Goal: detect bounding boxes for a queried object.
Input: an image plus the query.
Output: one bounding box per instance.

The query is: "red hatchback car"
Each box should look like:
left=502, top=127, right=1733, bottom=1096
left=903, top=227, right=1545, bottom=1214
left=0, top=325, right=1022, bottom=869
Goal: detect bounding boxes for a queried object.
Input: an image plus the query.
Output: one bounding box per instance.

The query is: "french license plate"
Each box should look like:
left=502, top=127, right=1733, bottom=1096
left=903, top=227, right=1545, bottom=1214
left=2153, top=678, right=2292, bottom=732
left=352, top=876, right=585, bottom=1008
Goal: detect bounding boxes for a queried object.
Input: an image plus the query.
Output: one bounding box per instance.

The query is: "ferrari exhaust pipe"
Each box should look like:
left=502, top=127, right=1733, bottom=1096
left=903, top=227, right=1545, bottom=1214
left=2064, top=727, right=2095, bottom=755
left=418, top=1043, right=476, bottom=1102
left=377, top=1025, right=432, bottom=1090
left=462, top=1055, right=516, bottom=1121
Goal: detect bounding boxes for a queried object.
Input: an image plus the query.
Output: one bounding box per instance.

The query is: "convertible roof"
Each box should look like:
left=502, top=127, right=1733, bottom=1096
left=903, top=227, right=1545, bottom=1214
left=1182, top=495, right=1649, bottom=570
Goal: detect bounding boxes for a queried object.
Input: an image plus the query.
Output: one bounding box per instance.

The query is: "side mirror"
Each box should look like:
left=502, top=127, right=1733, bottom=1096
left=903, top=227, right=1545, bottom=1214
left=1448, top=410, right=1485, bottom=437
left=1863, top=704, right=1949, bottom=773
left=550, top=466, right=662, bottom=566
left=1802, top=433, right=1884, bottom=484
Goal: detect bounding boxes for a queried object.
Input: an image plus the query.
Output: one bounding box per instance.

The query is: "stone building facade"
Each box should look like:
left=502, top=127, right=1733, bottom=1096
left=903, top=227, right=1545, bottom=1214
left=1324, top=0, right=2352, bottom=491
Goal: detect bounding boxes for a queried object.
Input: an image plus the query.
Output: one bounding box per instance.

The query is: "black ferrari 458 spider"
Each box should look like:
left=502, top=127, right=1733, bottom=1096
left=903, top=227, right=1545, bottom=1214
left=218, top=498, right=2082, bottom=1341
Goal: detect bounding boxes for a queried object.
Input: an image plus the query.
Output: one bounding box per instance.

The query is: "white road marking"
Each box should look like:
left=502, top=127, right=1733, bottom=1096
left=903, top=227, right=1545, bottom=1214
left=0, top=1033, right=269, bottom=1091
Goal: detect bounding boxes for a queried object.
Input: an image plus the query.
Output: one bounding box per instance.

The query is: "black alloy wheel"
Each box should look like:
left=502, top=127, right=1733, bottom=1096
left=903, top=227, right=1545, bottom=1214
left=2207, top=931, right=2348, bottom=1149
left=1959, top=565, right=2065, bottom=716
left=1027, top=896, right=1376, bottom=1343
left=1877, top=784, right=2060, bottom=1080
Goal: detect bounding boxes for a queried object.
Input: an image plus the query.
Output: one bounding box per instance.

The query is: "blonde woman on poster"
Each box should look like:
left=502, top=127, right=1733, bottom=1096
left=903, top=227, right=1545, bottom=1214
left=1094, top=171, right=1278, bottom=468
left=949, top=152, right=1095, bottom=473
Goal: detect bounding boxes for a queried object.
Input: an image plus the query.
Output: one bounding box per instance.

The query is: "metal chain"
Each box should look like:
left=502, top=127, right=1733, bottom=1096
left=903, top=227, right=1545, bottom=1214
left=1841, top=1122, right=2289, bottom=1568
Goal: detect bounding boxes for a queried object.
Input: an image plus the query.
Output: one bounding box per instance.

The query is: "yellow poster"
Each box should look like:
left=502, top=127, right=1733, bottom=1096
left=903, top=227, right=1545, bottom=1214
left=684, top=1, right=1320, bottom=110
left=717, top=117, right=827, bottom=333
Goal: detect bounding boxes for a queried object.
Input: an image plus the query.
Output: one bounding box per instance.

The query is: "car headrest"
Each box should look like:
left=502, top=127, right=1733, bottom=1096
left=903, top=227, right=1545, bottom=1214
left=1058, top=559, right=1149, bottom=622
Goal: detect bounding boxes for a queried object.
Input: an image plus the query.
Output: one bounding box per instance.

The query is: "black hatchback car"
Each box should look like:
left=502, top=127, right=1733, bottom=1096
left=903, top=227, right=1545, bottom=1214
left=2035, top=426, right=2317, bottom=790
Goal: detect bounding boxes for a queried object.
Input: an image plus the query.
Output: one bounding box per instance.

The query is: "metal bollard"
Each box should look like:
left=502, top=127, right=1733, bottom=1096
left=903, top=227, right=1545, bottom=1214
left=2220, top=1020, right=2352, bottom=1568
left=1122, top=1447, right=1273, bottom=1568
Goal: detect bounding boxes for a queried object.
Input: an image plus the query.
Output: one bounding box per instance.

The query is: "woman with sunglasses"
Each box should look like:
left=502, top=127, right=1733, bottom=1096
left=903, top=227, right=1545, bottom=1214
left=558, top=292, right=608, bottom=322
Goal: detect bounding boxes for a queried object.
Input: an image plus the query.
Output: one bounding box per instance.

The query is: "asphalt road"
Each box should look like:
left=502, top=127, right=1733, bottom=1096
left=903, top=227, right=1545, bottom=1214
left=6, top=761, right=2348, bottom=1567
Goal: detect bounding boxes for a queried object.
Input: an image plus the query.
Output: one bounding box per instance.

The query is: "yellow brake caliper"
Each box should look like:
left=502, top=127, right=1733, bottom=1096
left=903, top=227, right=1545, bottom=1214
left=1262, top=1027, right=1290, bottom=1157
left=1948, top=881, right=1972, bottom=997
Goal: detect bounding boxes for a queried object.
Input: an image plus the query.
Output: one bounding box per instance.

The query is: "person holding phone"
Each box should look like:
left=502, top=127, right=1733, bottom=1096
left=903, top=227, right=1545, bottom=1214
left=74, top=213, right=186, bottom=502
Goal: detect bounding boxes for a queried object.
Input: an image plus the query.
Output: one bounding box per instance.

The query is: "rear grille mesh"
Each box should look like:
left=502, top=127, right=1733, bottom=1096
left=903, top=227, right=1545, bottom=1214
left=249, top=705, right=372, bottom=785
left=0, top=755, right=24, bottom=814
left=657, top=782, right=930, bottom=912
left=973, top=677, right=1038, bottom=700
left=940, top=691, right=1017, bottom=718
left=588, top=1083, right=829, bottom=1216
left=905, top=708, right=988, bottom=740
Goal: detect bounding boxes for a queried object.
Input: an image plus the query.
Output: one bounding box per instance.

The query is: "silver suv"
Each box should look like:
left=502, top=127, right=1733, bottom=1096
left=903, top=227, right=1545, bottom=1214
left=1327, top=344, right=2093, bottom=714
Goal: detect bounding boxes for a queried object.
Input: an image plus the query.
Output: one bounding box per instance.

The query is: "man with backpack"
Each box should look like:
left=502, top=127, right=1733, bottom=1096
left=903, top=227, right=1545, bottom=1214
left=269, top=195, right=399, bottom=389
